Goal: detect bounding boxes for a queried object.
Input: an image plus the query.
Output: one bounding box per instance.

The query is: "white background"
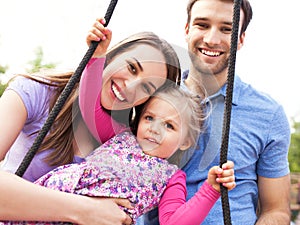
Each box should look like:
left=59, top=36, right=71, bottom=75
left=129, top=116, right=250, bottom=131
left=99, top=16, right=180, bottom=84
left=0, top=0, right=299, bottom=123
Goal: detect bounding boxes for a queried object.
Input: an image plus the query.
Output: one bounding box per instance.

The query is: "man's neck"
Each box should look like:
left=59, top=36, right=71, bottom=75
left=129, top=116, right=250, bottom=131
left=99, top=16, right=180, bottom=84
left=185, top=67, right=228, bottom=96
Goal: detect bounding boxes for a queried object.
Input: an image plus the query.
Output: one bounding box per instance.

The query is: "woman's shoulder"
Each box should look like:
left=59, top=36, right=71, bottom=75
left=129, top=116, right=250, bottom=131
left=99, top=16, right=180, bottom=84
left=7, top=75, right=56, bottom=121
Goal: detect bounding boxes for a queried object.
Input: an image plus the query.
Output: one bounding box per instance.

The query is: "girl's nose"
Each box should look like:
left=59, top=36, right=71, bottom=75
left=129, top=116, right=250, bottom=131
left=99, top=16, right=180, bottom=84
left=149, top=120, right=163, bottom=135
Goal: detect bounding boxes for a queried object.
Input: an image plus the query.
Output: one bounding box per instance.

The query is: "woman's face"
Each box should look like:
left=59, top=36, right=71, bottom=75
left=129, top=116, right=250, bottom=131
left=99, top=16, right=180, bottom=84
left=101, top=44, right=167, bottom=110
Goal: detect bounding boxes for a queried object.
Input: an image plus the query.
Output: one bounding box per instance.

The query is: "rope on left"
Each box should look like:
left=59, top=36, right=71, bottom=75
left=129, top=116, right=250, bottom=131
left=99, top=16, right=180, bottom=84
left=15, top=0, right=119, bottom=177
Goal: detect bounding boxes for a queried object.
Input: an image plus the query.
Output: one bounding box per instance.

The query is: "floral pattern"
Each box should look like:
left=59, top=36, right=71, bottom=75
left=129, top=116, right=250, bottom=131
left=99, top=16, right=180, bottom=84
left=1, top=132, right=178, bottom=225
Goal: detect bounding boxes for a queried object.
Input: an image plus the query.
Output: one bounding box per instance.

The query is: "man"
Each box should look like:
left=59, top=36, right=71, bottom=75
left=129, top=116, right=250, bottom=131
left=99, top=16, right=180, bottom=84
left=140, top=0, right=291, bottom=224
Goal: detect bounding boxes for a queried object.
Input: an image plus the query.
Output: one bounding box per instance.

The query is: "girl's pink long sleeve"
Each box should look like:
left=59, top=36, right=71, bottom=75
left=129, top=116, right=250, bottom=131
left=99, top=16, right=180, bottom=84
left=159, top=170, right=220, bottom=225
left=78, top=58, right=125, bottom=144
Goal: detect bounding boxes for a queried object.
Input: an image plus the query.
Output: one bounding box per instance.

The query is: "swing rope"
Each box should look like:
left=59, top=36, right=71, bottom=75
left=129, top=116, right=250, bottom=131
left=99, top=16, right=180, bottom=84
left=219, top=0, right=242, bottom=224
left=15, top=0, right=119, bottom=177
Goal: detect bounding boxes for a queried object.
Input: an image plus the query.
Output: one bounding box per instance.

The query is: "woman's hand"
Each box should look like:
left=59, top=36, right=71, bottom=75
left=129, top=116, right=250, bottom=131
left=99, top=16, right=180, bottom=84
left=75, top=197, right=133, bottom=225
left=86, top=18, right=112, bottom=58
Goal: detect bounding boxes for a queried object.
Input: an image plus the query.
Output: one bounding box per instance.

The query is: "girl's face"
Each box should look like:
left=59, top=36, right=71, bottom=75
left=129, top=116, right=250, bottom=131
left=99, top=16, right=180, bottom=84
left=136, top=97, right=191, bottom=159
left=101, top=44, right=167, bottom=110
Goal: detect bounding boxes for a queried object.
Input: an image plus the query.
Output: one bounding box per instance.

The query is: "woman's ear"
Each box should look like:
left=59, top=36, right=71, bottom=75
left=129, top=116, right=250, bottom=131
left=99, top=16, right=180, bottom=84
left=179, top=139, right=192, bottom=151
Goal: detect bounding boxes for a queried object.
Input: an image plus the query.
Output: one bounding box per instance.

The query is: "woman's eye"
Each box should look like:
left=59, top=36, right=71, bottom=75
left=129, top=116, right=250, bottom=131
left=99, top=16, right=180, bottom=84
left=127, top=62, right=137, bottom=74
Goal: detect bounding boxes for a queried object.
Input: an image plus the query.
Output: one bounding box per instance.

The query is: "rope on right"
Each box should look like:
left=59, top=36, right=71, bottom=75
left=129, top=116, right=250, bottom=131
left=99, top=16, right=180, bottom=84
left=219, top=0, right=242, bottom=224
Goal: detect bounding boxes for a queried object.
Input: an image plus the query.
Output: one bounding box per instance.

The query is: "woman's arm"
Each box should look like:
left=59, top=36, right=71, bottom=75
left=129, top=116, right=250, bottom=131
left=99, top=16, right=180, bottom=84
left=0, top=89, right=27, bottom=160
left=0, top=171, right=132, bottom=225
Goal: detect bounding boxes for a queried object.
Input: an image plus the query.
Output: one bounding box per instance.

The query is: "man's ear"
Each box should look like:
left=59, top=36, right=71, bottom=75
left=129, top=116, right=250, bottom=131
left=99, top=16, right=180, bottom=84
left=237, top=32, right=245, bottom=50
left=179, top=139, right=192, bottom=151
left=185, top=23, right=190, bottom=42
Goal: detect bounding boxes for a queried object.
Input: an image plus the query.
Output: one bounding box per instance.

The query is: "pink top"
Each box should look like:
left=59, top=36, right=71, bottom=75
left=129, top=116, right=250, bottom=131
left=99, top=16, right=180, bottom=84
left=79, top=57, right=127, bottom=144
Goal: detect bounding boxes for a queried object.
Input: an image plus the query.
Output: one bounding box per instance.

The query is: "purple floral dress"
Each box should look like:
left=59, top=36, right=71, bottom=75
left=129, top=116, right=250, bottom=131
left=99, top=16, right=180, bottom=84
left=1, top=131, right=178, bottom=225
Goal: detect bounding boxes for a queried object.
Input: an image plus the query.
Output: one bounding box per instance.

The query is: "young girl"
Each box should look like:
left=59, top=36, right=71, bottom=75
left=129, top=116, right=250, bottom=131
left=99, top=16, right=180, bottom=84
left=1, top=86, right=235, bottom=225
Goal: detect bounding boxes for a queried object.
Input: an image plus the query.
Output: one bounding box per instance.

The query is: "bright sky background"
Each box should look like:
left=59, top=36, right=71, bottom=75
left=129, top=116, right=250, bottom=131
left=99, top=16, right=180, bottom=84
left=0, top=0, right=299, bottom=124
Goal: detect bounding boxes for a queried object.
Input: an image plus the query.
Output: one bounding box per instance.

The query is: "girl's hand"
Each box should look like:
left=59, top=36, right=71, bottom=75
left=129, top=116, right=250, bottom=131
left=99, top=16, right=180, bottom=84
left=207, top=160, right=236, bottom=192
left=86, top=18, right=112, bottom=58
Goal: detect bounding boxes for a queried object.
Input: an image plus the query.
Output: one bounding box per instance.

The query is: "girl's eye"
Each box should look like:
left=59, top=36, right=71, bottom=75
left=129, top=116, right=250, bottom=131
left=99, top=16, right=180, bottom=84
left=145, top=115, right=153, bottom=121
left=142, top=83, right=152, bottom=95
left=165, top=122, right=174, bottom=130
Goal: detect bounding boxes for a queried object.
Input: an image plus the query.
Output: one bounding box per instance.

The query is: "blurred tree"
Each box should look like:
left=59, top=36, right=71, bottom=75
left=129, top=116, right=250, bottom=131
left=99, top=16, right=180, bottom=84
left=27, top=46, right=56, bottom=73
left=0, top=64, right=8, bottom=96
left=289, top=119, right=300, bottom=172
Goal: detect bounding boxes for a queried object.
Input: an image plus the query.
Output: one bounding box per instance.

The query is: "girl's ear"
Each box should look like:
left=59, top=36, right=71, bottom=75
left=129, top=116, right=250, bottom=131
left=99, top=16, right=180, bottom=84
left=179, top=139, right=192, bottom=151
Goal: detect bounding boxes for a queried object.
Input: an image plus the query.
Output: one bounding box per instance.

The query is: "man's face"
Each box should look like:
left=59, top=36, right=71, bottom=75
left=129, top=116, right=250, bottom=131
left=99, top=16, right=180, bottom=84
left=185, top=0, right=245, bottom=76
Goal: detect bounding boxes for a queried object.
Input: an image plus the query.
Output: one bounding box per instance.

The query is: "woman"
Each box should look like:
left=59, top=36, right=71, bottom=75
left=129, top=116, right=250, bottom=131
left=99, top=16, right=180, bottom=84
left=0, top=18, right=181, bottom=224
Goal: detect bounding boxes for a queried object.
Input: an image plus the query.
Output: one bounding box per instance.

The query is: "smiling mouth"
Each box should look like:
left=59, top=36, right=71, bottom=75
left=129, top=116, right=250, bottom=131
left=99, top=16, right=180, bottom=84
left=145, top=137, right=159, bottom=144
left=111, top=82, right=126, bottom=102
left=200, top=48, right=222, bottom=57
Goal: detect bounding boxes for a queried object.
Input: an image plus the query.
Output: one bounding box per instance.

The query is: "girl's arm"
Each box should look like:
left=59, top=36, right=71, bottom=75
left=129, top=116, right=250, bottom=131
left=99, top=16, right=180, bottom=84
left=159, top=161, right=235, bottom=225
left=79, top=18, right=113, bottom=143
left=158, top=170, right=220, bottom=225
left=0, top=171, right=132, bottom=225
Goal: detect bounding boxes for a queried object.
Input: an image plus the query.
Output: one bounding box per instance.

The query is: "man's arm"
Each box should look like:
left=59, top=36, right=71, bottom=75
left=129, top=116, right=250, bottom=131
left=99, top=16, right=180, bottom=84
left=256, top=174, right=291, bottom=225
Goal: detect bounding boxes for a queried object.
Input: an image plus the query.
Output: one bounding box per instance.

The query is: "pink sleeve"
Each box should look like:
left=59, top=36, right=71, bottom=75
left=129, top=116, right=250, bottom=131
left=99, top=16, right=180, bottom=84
left=159, top=170, right=220, bottom=225
left=79, top=58, right=124, bottom=144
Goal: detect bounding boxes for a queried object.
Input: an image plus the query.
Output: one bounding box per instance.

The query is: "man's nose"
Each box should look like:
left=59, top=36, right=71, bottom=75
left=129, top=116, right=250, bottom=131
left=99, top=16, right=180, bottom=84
left=203, top=27, right=221, bottom=46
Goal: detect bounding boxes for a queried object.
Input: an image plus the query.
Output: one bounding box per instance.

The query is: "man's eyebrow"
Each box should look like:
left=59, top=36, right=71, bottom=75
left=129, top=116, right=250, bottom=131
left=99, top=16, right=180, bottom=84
left=193, top=17, right=233, bottom=26
left=133, top=57, right=143, bottom=71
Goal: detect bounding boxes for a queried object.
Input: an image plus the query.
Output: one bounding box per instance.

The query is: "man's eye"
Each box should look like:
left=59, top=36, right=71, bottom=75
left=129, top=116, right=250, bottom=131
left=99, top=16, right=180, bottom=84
left=221, top=27, right=232, bottom=33
left=195, top=23, right=209, bottom=29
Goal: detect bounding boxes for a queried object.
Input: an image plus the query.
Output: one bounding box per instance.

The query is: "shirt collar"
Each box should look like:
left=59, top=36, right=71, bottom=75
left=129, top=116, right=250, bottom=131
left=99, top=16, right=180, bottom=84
left=182, top=70, right=242, bottom=106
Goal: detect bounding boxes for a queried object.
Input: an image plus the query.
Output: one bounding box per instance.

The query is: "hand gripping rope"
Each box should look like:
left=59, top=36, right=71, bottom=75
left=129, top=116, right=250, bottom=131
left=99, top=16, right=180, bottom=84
left=14, top=0, right=242, bottom=224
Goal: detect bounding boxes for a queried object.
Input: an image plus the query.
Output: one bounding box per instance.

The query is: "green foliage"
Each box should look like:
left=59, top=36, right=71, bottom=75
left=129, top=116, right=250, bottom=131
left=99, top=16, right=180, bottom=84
left=0, top=82, right=8, bottom=96
left=27, top=46, right=56, bottom=73
left=0, top=64, right=8, bottom=74
left=289, top=120, right=300, bottom=172
left=0, top=64, right=8, bottom=96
